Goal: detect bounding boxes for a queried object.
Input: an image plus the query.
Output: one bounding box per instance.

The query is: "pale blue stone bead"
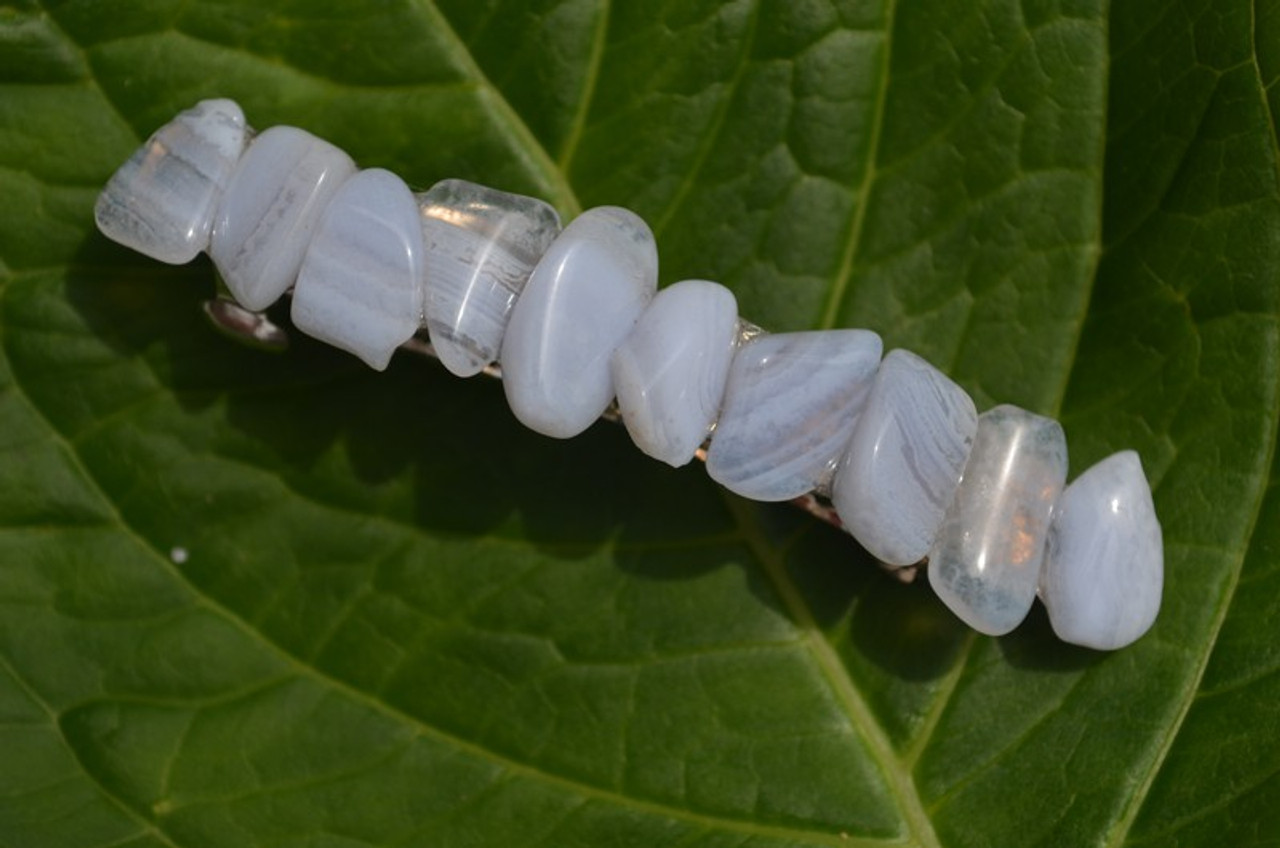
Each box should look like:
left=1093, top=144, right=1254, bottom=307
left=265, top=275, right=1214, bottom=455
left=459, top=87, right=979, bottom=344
left=211, top=125, right=357, bottom=311
left=1040, top=450, right=1163, bottom=650
left=95, top=98, right=248, bottom=264
left=419, top=180, right=562, bottom=378
left=500, top=207, right=658, bottom=438
left=928, top=405, right=1067, bottom=635
left=833, top=349, right=978, bottom=566
left=612, top=280, right=739, bottom=467
left=291, top=169, right=425, bottom=371
left=706, top=329, right=882, bottom=501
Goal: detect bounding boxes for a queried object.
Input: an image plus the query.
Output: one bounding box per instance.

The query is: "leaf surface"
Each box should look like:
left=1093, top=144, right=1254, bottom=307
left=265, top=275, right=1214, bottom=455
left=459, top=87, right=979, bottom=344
left=0, top=0, right=1276, bottom=845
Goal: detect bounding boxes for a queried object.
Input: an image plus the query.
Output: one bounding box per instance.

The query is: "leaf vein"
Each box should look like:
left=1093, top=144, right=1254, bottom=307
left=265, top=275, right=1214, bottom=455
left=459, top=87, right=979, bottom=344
left=0, top=655, right=185, bottom=848
left=816, top=0, right=895, bottom=331
left=412, top=0, right=583, bottom=216
left=651, top=0, right=762, bottom=240
left=721, top=493, right=941, bottom=848
left=556, top=0, right=610, bottom=173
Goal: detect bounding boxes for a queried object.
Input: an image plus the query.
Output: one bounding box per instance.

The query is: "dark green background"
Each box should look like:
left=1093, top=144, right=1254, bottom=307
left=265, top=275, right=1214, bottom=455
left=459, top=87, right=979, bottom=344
left=1, top=0, right=1277, bottom=845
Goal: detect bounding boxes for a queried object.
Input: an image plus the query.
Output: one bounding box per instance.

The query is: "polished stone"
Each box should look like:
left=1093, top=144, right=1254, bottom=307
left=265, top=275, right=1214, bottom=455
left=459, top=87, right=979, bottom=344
left=500, top=206, right=658, bottom=438
left=612, top=280, right=739, bottom=467
left=1039, top=450, right=1163, bottom=650
left=210, top=125, right=356, bottom=311
left=419, top=180, right=562, bottom=377
left=833, top=349, right=978, bottom=566
left=706, top=329, right=882, bottom=501
left=95, top=98, right=248, bottom=264
left=928, top=405, right=1067, bottom=635
left=291, top=168, right=425, bottom=370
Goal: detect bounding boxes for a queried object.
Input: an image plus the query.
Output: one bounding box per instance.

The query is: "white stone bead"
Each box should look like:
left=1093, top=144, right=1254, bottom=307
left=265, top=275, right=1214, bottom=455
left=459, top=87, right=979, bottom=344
left=210, top=125, right=357, bottom=311
left=1039, top=450, right=1163, bottom=650
left=95, top=99, right=248, bottom=264
left=290, top=169, right=424, bottom=371
left=928, top=405, right=1067, bottom=635
left=611, top=280, right=739, bottom=467
left=706, top=329, right=882, bottom=501
left=500, top=206, right=658, bottom=439
left=833, top=349, right=978, bottom=566
left=419, top=180, right=562, bottom=377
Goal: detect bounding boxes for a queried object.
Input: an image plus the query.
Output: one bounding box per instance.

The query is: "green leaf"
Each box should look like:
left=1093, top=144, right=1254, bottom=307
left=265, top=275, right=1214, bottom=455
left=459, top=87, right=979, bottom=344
left=1, top=0, right=1276, bottom=845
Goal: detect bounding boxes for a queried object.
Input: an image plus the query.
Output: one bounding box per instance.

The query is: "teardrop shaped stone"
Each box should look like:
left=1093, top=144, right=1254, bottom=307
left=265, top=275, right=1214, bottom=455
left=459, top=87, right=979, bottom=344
left=419, top=179, right=562, bottom=377
left=500, top=207, right=658, bottom=438
left=612, top=280, right=739, bottom=467
left=1039, top=450, right=1163, bottom=650
left=210, top=125, right=356, bottom=311
left=706, top=329, right=882, bottom=501
left=291, top=169, right=425, bottom=371
left=833, top=349, right=978, bottom=566
left=928, top=405, right=1067, bottom=635
left=95, top=99, right=248, bottom=264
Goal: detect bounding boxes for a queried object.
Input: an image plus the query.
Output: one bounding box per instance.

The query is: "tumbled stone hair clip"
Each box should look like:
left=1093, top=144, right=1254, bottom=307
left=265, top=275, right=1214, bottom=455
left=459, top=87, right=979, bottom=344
left=95, top=99, right=1165, bottom=651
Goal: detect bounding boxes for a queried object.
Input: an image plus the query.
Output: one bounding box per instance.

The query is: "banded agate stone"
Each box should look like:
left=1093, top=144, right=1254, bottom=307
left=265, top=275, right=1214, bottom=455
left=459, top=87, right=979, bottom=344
left=211, top=126, right=356, bottom=311
left=500, top=207, right=658, bottom=438
left=1040, top=451, right=1163, bottom=650
left=95, top=98, right=248, bottom=264
left=706, top=329, right=882, bottom=501
left=834, top=349, right=978, bottom=566
left=291, top=169, right=425, bottom=371
left=612, top=280, right=739, bottom=467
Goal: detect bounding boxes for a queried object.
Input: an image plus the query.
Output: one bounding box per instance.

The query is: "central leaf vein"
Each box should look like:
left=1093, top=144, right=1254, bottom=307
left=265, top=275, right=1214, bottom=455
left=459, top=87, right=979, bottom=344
left=721, top=494, right=942, bottom=848
left=817, top=0, right=896, bottom=331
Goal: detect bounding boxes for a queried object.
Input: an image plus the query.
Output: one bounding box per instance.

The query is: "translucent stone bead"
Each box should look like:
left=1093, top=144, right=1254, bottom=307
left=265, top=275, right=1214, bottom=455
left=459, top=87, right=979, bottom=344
left=291, top=169, right=425, bottom=371
left=833, top=349, right=978, bottom=566
left=928, top=405, right=1067, bottom=635
left=611, top=280, right=739, bottom=467
left=419, top=179, right=562, bottom=377
left=1039, top=451, right=1163, bottom=650
left=706, top=329, right=882, bottom=501
left=500, top=207, right=658, bottom=438
left=95, top=99, right=248, bottom=264
left=210, top=125, right=357, bottom=311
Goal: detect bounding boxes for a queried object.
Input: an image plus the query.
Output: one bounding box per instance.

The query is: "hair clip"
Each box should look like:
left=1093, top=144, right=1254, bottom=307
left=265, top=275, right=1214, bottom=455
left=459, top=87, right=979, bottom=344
left=95, top=98, right=1164, bottom=650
